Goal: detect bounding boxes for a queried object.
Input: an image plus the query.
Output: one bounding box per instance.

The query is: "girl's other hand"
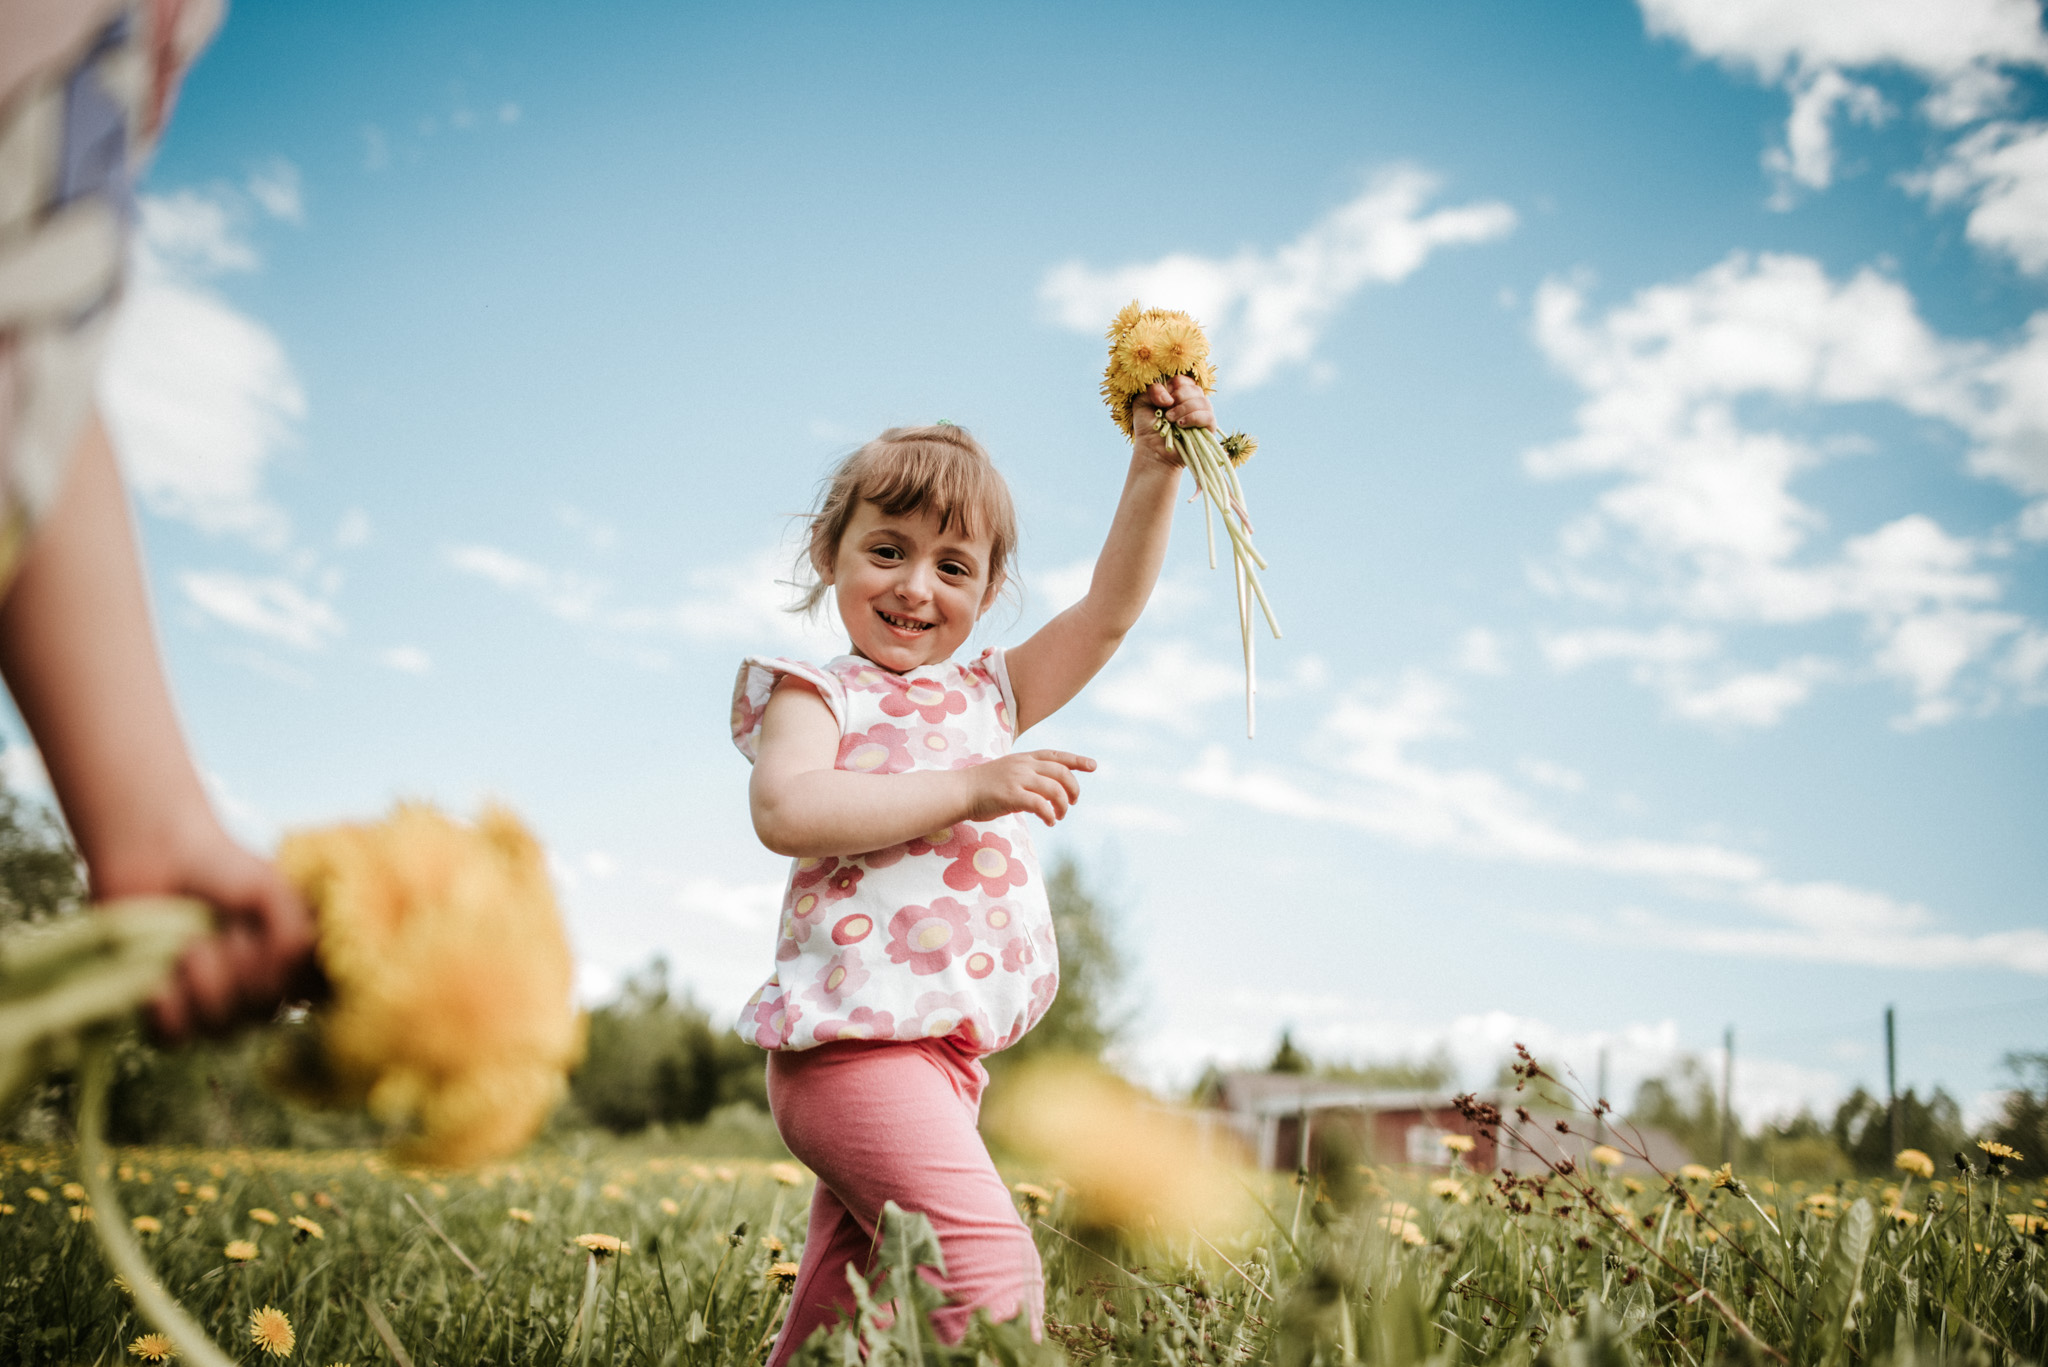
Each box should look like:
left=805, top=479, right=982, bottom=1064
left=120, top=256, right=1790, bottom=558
left=967, top=750, right=1098, bottom=826
left=1132, top=375, right=1215, bottom=469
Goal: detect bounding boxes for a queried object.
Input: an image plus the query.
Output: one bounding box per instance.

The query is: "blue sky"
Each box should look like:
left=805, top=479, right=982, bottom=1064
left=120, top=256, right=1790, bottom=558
left=15, top=0, right=2047, bottom=1126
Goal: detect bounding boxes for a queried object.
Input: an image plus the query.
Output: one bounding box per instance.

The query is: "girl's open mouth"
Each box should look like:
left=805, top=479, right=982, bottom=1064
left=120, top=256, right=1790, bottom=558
left=876, top=609, right=934, bottom=633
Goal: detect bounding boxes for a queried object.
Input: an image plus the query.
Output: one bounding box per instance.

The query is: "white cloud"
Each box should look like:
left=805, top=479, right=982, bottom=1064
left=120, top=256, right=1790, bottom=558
left=1528, top=252, right=2045, bottom=726
left=1638, top=0, right=2048, bottom=205
left=1039, top=167, right=1515, bottom=387
left=1, top=741, right=51, bottom=802
left=380, top=645, right=432, bottom=674
left=245, top=160, right=304, bottom=224
left=1911, top=120, right=2048, bottom=275
left=1184, top=670, right=2048, bottom=977
left=179, top=570, right=343, bottom=650
left=1456, top=627, right=1509, bottom=675
left=443, top=543, right=606, bottom=622
left=1092, top=641, right=1244, bottom=733
left=334, top=509, right=371, bottom=547
left=101, top=192, right=304, bottom=547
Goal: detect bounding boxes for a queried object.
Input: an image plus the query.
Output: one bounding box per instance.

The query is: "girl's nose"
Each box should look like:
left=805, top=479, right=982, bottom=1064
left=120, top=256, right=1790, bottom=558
left=896, top=561, right=935, bottom=603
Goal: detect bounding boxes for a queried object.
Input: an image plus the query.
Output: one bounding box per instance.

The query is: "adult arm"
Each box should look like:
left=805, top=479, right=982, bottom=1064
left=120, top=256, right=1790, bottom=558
left=0, top=411, right=314, bottom=1039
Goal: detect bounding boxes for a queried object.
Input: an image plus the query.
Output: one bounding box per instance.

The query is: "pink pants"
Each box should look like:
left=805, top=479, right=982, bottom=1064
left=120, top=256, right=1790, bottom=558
left=763, top=1037, right=1044, bottom=1365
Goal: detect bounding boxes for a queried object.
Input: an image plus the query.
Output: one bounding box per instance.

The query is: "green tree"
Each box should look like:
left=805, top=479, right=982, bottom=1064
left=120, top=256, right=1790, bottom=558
left=1831, top=1084, right=1966, bottom=1175
left=1269, top=1030, right=1311, bottom=1074
left=0, top=777, right=82, bottom=929
left=1627, top=1057, right=1726, bottom=1162
left=1983, top=1052, right=2047, bottom=1179
left=569, top=958, right=767, bottom=1131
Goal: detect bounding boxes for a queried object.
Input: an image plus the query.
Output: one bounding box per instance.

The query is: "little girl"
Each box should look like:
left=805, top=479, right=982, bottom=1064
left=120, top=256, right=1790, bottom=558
left=732, top=377, right=1214, bottom=1360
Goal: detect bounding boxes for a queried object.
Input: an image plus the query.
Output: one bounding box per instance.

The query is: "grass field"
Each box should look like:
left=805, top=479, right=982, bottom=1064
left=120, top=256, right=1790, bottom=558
left=1, top=1130, right=2042, bottom=1366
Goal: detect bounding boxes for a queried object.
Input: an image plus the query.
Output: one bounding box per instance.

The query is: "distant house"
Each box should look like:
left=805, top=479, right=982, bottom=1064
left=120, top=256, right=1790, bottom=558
left=1199, top=1070, right=1691, bottom=1176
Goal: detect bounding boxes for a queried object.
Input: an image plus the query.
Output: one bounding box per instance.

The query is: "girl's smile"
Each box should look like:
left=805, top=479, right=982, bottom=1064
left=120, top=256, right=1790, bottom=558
left=826, top=501, right=998, bottom=672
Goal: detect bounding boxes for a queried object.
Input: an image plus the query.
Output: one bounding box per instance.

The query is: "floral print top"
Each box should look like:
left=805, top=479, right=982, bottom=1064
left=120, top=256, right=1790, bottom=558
left=731, top=648, right=1058, bottom=1054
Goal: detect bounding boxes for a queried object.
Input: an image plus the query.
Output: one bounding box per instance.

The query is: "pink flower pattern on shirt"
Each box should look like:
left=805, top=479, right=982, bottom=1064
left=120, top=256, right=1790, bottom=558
left=731, top=650, right=1059, bottom=1054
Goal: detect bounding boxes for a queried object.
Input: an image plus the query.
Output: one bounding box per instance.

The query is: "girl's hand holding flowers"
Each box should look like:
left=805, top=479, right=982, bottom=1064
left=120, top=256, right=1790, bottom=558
left=1131, top=376, right=1214, bottom=469
left=965, top=749, right=1098, bottom=826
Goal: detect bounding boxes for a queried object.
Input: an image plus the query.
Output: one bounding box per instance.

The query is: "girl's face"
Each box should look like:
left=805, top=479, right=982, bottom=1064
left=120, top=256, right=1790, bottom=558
left=825, top=500, right=998, bottom=673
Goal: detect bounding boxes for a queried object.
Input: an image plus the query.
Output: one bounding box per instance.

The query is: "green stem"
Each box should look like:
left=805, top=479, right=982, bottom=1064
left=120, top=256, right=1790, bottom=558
left=78, top=1033, right=238, bottom=1367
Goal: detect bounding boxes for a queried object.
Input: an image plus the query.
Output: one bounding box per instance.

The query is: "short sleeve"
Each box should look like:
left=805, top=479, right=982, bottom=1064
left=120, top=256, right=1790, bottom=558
left=973, top=647, right=1018, bottom=739
left=731, top=657, right=846, bottom=762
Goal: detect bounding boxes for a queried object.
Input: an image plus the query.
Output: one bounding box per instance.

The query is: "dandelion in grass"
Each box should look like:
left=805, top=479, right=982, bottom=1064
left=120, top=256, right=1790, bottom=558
left=1590, top=1145, right=1623, bottom=1167
left=768, top=1161, right=806, bottom=1186
left=130, top=1214, right=161, bottom=1236
left=248, top=1207, right=278, bottom=1225
left=225, top=1239, right=260, bottom=1263
left=1376, top=1216, right=1426, bottom=1246
left=1429, top=1177, right=1471, bottom=1205
left=1439, top=1133, right=1475, bottom=1156
left=658, top=1197, right=680, bottom=1216
left=0, top=1202, right=14, bottom=1214
left=195, top=1184, right=217, bottom=1203
left=289, top=1214, right=324, bottom=1242
left=272, top=804, right=583, bottom=1168
left=249, top=1305, right=295, bottom=1357
left=1890, top=1208, right=1922, bottom=1225
left=507, top=1207, right=535, bottom=1223
left=573, top=1232, right=630, bottom=1259
left=69, top=1203, right=93, bottom=1221
left=1012, top=1182, right=1052, bottom=1219
left=25, top=1186, right=49, bottom=1202
left=1679, top=1163, right=1713, bottom=1182
left=127, top=1332, right=174, bottom=1363
left=62, top=1181, right=85, bottom=1200
left=600, top=1183, right=626, bottom=1201
left=767, top=1260, right=800, bottom=1290
left=1895, top=1149, right=1935, bottom=1178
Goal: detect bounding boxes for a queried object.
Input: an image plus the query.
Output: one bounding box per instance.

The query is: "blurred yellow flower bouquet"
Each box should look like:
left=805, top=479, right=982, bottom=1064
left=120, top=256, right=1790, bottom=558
left=0, top=802, right=582, bottom=1367
left=1102, top=303, right=1280, bottom=735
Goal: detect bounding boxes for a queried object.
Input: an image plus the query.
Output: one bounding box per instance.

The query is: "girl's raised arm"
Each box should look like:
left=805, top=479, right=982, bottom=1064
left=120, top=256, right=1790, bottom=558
left=1003, top=377, right=1211, bottom=735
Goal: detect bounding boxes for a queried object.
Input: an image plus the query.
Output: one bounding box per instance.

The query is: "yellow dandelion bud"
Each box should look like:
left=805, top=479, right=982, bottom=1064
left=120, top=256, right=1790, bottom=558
left=249, top=1305, right=295, bottom=1358
left=225, top=1239, right=260, bottom=1263
left=127, top=1332, right=174, bottom=1363
left=130, top=1215, right=162, bottom=1236
left=248, top=1207, right=279, bottom=1225
left=290, top=1214, right=325, bottom=1241
left=767, top=1161, right=807, bottom=1186
left=1440, top=1133, right=1476, bottom=1155
left=573, top=1232, right=629, bottom=1258
left=1895, top=1149, right=1935, bottom=1179
left=761, top=1235, right=785, bottom=1254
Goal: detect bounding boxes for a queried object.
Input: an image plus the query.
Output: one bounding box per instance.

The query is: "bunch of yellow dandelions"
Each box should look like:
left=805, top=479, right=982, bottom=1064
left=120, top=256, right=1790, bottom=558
left=0, top=803, right=583, bottom=1367
left=1102, top=303, right=1279, bottom=735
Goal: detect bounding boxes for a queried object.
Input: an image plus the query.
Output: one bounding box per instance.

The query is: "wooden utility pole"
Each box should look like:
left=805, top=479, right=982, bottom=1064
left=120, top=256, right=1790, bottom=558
left=1886, top=1005, right=1901, bottom=1159
left=1596, top=1046, right=1610, bottom=1144
left=1720, top=1026, right=1736, bottom=1165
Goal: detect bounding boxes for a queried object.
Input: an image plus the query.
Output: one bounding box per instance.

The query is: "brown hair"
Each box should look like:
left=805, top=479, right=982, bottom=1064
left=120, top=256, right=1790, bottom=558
left=792, top=424, right=1019, bottom=615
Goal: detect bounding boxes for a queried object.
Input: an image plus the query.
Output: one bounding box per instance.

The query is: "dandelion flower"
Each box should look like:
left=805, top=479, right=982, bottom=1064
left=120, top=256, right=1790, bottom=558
left=1895, top=1148, right=1935, bottom=1178
left=768, top=1161, right=807, bottom=1186
left=130, top=1214, right=162, bottom=1236
left=272, top=804, right=584, bottom=1167
left=1889, top=1208, right=1921, bottom=1225
left=127, top=1333, right=174, bottom=1363
left=1375, top=1216, right=1426, bottom=1246
left=1221, top=431, right=1257, bottom=467
left=225, top=1239, right=260, bottom=1262
left=1590, top=1145, right=1623, bottom=1167
left=290, top=1214, right=325, bottom=1242
left=174, top=1180, right=192, bottom=1195
left=1428, top=1177, right=1470, bottom=1204
left=1679, top=1164, right=1713, bottom=1182
left=1440, top=1133, right=1475, bottom=1155
left=61, top=1181, right=85, bottom=1201
left=26, top=1186, right=48, bottom=1203
left=507, top=1207, right=535, bottom=1223
left=1980, top=1140, right=2024, bottom=1162
left=1012, top=1182, right=1052, bottom=1218
left=1384, top=1200, right=1420, bottom=1221
left=713, top=1166, right=737, bottom=1183
left=2007, top=1213, right=2045, bottom=1234
left=573, top=1232, right=630, bottom=1259
left=0, top=1203, right=14, bottom=1215
left=249, top=1305, right=295, bottom=1357
left=248, top=1207, right=279, bottom=1225
left=1105, top=300, right=1145, bottom=346
left=658, top=1197, right=680, bottom=1215
left=195, top=1184, right=218, bottom=1203
left=600, top=1183, right=626, bottom=1201
left=767, top=1260, right=800, bottom=1290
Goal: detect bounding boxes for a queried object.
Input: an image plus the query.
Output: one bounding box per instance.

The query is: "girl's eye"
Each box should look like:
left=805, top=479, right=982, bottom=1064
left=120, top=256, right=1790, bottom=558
left=871, top=545, right=903, bottom=562
left=940, top=562, right=969, bottom=578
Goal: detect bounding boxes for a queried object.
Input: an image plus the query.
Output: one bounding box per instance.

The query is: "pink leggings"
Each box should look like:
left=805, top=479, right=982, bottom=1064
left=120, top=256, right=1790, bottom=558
left=763, top=1037, right=1043, bottom=1365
